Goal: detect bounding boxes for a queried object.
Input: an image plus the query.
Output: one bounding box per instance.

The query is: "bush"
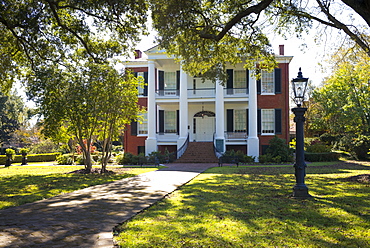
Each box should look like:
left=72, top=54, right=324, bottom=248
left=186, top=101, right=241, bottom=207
left=305, top=152, right=340, bottom=162
left=29, top=139, right=59, bottom=154
left=337, top=134, right=370, bottom=160
left=305, top=139, right=331, bottom=153
left=221, top=150, right=255, bottom=163
left=19, top=148, right=29, bottom=154
left=56, top=154, right=73, bottom=165
left=320, top=133, right=340, bottom=146
left=260, top=136, right=293, bottom=163
left=0, top=152, right=60, bottom=165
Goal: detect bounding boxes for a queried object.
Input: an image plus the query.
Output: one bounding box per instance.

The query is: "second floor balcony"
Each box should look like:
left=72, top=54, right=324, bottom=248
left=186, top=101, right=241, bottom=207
left=154, top=88, right=248, bottom=99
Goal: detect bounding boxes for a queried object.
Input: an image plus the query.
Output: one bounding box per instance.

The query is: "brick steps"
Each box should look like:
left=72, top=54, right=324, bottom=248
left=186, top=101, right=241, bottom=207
left=175, top=142, right=218, bottom=163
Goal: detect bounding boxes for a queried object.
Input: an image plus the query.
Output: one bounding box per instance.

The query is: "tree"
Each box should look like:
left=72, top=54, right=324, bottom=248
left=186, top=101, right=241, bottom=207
left=150, top=0, right=370, bottom=78
left=26, top=58, right=142, bottom=173
left=0, top=0, right=148, bottom=92
left=0, top=90, right=28, bottom=146
left=311, top=45, right=370, bottom=135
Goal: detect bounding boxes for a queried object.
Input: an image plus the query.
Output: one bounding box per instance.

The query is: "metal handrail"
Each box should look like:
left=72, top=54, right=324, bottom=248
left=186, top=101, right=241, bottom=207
left=213, top=132, right=224, bottom=158
left=176, top=133, right=189, bottom=159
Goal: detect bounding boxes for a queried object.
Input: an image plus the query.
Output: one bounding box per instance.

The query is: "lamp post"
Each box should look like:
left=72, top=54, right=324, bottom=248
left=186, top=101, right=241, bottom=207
left=291, top=68, right=311, bottom=198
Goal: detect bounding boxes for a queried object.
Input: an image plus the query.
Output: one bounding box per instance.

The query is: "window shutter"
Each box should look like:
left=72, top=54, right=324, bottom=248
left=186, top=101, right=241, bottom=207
left=246, top=109, right=249, bottom=135
left=143, top=71, right=148, bottom=96
left=246, top=69, right=249, bottom=91
left=158, top=70, right=164, bottom=90
left=176, top=70, right=180, bottom=91
left=227, top=109, right=234, bottom=132
left=257, top=109, right=261, bottom=134
left=176, top=110, right=179, bottom=135
left=275, top=109, right=282, bottom=134
left=131, top=121, right=137, bottom=136
left=159, top=110, right=164, bottom=133
left=274, top=68, right=282, bottom=94
left=257, top=69, right=261, bottom=94
left=257, top=79, right=261, bottom=94
left=226, top=69, right=233, bottom=88
left=133, top=72, right=138, bottom=77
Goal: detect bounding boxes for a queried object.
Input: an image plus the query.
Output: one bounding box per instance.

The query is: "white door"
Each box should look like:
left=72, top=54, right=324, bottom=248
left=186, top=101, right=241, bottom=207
left=195, top=116, right=215, bottom=141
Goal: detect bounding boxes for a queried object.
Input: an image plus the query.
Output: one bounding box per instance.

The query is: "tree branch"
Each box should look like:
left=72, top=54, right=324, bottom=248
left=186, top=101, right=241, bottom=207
left=199, top=0, right=273, bottom=41
left=316, top=0, right=370, bottom=57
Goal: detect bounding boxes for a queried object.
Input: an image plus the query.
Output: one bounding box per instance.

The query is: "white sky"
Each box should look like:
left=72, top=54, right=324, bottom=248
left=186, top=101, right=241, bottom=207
left=135, top=29, right=330, bottom=87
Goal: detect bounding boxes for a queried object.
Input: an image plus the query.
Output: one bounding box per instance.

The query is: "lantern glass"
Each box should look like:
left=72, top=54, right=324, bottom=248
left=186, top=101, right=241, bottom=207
left=291, top=68, right=308, bottom=107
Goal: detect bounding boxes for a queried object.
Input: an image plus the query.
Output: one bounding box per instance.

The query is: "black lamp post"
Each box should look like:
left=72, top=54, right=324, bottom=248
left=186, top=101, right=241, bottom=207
left=291, top=68, right=311, bottom=198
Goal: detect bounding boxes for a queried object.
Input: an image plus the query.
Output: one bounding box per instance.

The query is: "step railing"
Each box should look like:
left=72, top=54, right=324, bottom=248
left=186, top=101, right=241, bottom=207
left=213, top=133, right=224, bottom=158
left=176, top=133, right=190, bottom=159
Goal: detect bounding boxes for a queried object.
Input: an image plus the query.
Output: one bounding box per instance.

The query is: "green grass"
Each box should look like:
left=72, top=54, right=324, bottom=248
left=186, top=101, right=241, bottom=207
left=0, top=165, right=158, bottom=210
left=115, top=161, right=370, bottom=248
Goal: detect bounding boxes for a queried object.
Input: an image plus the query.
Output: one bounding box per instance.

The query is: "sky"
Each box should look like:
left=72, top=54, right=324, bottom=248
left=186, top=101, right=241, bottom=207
left=134, top=28, right=331, bottom=88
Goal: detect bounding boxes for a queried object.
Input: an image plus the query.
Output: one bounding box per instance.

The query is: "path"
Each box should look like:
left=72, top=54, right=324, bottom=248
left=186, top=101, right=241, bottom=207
left=0, top=163, right=215, bottom=248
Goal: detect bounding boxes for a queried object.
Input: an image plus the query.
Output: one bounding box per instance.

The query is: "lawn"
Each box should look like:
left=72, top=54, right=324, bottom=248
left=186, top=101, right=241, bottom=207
left=0, top=165, right=159, bottom=210
left=114, top=161, right=370, bottom=248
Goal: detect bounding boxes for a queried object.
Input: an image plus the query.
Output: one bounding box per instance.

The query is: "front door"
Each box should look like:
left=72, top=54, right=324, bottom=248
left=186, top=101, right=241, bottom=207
left=194, top=116, right=215, bottom=141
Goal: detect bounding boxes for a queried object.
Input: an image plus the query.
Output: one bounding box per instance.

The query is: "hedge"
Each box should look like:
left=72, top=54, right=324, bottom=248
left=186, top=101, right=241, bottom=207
left=304, top=152, right=340, bottom=162
left=0, top=153, right=61, bottom=165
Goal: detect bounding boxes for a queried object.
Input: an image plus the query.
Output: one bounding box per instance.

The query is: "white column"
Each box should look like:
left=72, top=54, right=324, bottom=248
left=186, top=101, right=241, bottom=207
left=215, top=78, right=225, bottom=152
left=247, top=71, right=259, bottom=161
left=145, top=60, right=157, bottom=155
left=179, top=65, right=188, bottom=139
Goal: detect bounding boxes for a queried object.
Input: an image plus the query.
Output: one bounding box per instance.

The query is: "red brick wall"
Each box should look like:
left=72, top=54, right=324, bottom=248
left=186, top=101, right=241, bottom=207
left=257, top=63, right=290, bottom=150
left=123, top=66, right=149, bottom=155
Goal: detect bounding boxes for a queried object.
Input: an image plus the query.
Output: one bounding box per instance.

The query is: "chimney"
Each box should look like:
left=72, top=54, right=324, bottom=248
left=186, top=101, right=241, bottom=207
left=279, top=45, right=284, bottom=56
left=134, top=50, right=142, bottom=59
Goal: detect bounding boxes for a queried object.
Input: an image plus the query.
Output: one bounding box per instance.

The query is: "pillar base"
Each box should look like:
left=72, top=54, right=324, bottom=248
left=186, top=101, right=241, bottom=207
left=247, top=137, right=259, bottom=162
left=145, top=138, right=157, bottom=156
left=292, top=185, right=312, bottom=198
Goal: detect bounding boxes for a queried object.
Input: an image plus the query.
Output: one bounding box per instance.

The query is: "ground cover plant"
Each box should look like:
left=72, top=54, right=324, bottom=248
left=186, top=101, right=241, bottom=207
left=0, top=165, right=158, bottom=210
left=115, top=161, right=370, bottom=247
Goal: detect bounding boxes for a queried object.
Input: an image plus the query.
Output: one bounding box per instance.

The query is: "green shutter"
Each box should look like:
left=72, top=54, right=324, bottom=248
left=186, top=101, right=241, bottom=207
left=227, top=109, right=234, bottom=132
left=275, top=109, right=282, bottom=134
left=274, top=68, right=282, bottom=94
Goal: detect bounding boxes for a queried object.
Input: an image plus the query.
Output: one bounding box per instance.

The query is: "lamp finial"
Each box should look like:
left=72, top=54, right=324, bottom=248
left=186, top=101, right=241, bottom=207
left=297, top=67, right=303, bottom=78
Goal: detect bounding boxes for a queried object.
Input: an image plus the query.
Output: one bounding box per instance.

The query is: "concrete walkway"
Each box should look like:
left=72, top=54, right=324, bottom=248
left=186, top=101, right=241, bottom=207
left=0, top=163, right=215, bottom=248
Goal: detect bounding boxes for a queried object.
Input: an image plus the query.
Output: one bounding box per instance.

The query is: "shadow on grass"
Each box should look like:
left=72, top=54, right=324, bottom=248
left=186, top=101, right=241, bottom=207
left=0, top=173, right=137, bottom=210
left=115, top=162, right=370, bottom=247
left=0, top=173, right=169, bottom=247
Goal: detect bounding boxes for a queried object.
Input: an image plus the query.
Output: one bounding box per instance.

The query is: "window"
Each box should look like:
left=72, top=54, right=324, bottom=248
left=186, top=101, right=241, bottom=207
left=234, top=71, right=247, bottom=89
left=137, top=72, right=145, bottom=95
left=261, top=70, right=274, bottom=94
left=234, top=109, right=246, bottom=132
left=138, top=113, right=148, bottom=135
left=261, top=109, right=274, bottom=134
left=164, top=72, right=176, bottom=89
left=165, top=111, right=177, bottom=133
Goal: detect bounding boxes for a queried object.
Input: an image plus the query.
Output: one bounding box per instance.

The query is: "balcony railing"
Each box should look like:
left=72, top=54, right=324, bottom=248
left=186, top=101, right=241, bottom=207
left=156, top=132, right=179, bottom=142
left=225, top=131, right=248, bottom=141
left=156, top=89, right=179, bottom=98
left=187, top=88, right=216, bottom=98
left=224, top=88, right=248, bottom=97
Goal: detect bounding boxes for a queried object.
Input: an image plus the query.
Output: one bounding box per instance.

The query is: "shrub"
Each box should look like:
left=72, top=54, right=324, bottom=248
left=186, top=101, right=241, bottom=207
left=0, top=152, right=60, bottom=164
left=221, top=150, right=255, bottom=163
left=337, top=134, right=370, bottom=160
left=29, top=139, right=59, bottom=154
left=305, top=152, right=340, bottom=162
left=261, top=136, right=293, bottom=163
left=305, top=139, right=331, bottom=153
left=56, top=154, right=73, bottom=165
left=19, top=148, right=29, bottom=154
left=320, top=133, right=340, bottom=146
left=5, top=148, right=15, bottom=156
